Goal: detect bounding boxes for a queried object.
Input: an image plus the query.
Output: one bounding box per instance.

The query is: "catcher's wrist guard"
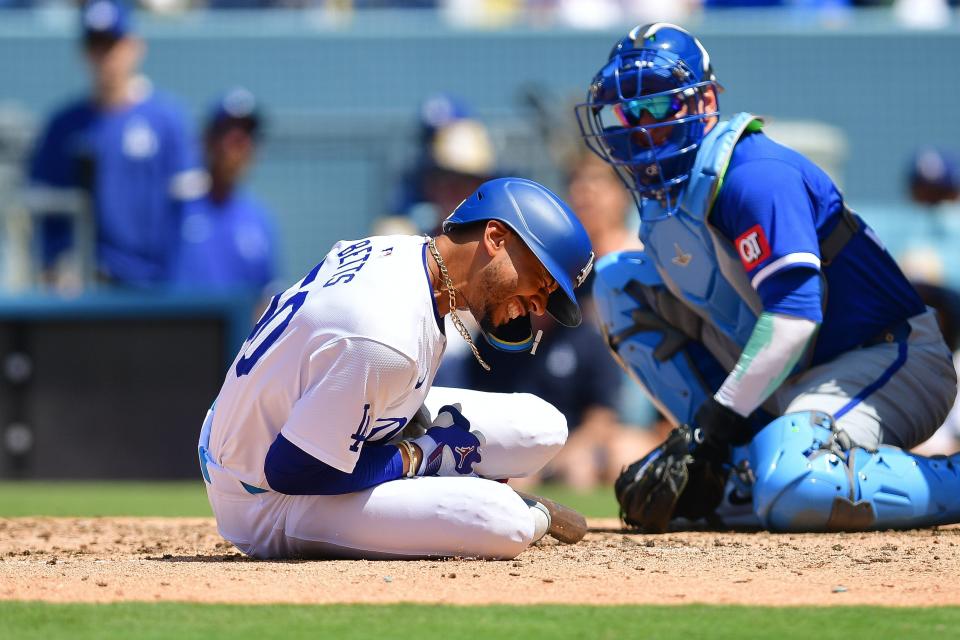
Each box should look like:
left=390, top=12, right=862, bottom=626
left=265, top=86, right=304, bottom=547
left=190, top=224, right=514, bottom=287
left=694, top=396, right=752, bottom=451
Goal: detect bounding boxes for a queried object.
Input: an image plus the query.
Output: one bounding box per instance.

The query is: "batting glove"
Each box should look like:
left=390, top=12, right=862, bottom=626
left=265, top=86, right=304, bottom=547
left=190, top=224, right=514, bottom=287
left=411, top=403, right=485, bottom=476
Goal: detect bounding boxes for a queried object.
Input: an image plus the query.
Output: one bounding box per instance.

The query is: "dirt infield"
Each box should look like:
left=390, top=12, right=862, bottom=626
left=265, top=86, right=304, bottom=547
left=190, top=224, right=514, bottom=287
left=1, top=517, right=958, bottom=606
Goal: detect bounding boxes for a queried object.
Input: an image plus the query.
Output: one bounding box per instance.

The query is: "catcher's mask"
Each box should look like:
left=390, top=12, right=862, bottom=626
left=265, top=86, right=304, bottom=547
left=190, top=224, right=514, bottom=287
left=576, top=23, right=720, bottom=219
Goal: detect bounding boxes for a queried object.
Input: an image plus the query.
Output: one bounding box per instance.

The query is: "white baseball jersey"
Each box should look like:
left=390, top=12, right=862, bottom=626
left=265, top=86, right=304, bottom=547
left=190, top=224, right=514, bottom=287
left=207, top=234, right=446, bottom=489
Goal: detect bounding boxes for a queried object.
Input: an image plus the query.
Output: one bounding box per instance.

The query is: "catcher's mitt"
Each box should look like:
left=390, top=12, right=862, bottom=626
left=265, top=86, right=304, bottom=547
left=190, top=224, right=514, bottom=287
left=614, top=424, right=727, bottom=533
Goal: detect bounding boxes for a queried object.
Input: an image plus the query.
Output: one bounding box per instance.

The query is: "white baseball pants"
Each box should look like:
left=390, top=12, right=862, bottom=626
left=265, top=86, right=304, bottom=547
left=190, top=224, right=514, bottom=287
left=202, top=387, right=567, bottom=559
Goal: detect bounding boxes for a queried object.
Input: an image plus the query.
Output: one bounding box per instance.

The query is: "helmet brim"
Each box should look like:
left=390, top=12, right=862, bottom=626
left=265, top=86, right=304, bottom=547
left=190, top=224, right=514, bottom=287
left=536, top=248, right=582, bottom=328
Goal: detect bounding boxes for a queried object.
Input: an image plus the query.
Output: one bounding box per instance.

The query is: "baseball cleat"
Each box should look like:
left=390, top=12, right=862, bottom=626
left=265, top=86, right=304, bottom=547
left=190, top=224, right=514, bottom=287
left=526, top=499, right=551, bottom=543
left=515, top=490, right=588, bottom=544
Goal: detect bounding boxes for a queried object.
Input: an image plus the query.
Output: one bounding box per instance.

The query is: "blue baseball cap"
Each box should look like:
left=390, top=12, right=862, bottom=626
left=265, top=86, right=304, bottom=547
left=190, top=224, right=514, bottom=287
left=81, top=0, right=133, bottom=42
left=206, top=87, right=262, bottom=137
left=419, top=93, right=472, bottom=134
left=909, top=147, right=960, bottom=192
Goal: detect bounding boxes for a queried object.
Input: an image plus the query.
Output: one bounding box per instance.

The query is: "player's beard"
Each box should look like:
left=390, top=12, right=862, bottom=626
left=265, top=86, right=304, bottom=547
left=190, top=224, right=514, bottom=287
left=470, top=260, right=517, bottom=335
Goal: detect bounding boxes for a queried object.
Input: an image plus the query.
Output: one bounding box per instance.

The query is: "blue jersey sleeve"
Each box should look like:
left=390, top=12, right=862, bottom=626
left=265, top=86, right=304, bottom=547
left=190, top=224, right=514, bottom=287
left=264, top=432, right=403, bottom=495
left=712, top=158, right=822, bottom=291
left=28, top=106, right=89, bottom=265
left=756, top=267, right=822, bottom=322
left=29, top=110, right=79, bottom=187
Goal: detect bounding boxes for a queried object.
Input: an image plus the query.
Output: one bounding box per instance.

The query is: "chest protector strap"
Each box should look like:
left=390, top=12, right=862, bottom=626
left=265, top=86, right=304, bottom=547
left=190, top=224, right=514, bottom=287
left=820, top=206, right=860, bottom=266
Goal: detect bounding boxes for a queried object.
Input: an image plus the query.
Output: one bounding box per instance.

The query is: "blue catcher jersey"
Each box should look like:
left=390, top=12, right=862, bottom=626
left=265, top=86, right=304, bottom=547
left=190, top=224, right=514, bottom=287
left=173, top=189, right=277, bottom=292
left=710, top=128, right=925, bottom=364
left=639, top=113, right=924, bottom=368
left=29, top=82, right=205, bottom=284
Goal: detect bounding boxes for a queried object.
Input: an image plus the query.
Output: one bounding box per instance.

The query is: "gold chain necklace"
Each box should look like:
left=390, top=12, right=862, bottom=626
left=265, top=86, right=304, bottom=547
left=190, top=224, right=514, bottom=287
left=427, top=236, right=491, bottom=372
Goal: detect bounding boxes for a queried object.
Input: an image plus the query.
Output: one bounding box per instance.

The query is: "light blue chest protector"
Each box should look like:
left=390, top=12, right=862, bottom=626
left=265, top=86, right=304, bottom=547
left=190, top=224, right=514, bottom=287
left=638, top=112, right=764, bottom=349
left=593, top=113, right=762, bottom=427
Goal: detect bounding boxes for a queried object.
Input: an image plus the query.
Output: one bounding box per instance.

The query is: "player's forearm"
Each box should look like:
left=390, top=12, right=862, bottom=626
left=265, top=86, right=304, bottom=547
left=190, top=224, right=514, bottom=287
left=264, top=433, right=404, bottom=495
left=714, top=312, right=818, bottom=417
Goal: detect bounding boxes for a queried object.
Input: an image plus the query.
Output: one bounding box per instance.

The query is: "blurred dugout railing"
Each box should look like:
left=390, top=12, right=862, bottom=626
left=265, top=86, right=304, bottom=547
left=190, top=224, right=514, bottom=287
left=0, top=103, right=37, bottom=293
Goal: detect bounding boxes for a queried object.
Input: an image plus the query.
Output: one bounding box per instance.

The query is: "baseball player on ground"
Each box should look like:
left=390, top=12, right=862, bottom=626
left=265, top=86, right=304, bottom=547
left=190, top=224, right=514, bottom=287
left=199, top=177, right=595, bottom=559
left=576, top=23, right=960, bottom=532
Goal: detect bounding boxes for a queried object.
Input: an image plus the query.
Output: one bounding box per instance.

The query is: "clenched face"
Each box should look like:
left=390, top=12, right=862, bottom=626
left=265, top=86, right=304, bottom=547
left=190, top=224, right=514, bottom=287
left=466, top=230, right=558, bottom=334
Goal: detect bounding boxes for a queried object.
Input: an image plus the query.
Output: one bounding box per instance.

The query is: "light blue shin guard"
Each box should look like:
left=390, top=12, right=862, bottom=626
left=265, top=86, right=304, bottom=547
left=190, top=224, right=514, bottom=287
left=593, top=250, right=726, bottom=426
left=750, top=412, right=960, bottom=532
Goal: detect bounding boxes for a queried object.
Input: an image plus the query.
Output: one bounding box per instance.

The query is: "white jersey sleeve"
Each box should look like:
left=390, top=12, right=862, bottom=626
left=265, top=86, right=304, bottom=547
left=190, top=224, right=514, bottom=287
left=281, top=337, right=416, bottom=473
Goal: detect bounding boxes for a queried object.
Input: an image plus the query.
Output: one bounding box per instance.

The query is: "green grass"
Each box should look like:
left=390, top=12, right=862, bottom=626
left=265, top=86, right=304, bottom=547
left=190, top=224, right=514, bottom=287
left=0, top=481, right=214, bottom=517
left=0, top=481, right=617, bottom=518
left=536, top=483, right=619, bottom=518
left=3, top=602, right=959, bottom=640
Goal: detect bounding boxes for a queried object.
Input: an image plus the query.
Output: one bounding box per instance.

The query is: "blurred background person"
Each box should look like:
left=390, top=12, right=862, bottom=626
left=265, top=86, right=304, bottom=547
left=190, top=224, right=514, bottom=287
left=384, top=94, right=500, bottom=388
left=377, top=93, right=496, bottom=236
left=563, top=148, right=661, bottom=428
left=564, top=149, right=640, bottom=263
left=909, top=146, right=960, bottom=207
left=546, top=149, right=659, bottom=490
left=892, top=146, right=960, bottom=289
left=387, top=93, right=473, bottom=223
left=853, top=146, right=960, bottom=454
left=26, top=0, right=205, bottom=289
left=911, top=281, right=960, bottom=455
left=172, top=88, right=278, bottom=296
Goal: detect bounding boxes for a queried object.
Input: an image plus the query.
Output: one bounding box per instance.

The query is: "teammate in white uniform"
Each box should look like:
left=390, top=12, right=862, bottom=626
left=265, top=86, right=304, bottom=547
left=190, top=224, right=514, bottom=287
left=199, top=177, right=595, bottom=559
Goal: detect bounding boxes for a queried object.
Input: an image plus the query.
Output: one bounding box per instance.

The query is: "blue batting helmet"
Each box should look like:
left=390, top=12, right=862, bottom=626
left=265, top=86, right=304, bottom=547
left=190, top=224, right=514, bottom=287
left=575, top=23, right=719, bottom=217
left=442, top=177, right=595, bottom=352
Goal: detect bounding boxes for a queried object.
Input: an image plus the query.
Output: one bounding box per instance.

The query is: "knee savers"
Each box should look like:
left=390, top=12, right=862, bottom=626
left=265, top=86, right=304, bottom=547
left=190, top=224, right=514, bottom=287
left=593, top=250, right=726, bottom=425
left=750, top=411, right=960, bottom=532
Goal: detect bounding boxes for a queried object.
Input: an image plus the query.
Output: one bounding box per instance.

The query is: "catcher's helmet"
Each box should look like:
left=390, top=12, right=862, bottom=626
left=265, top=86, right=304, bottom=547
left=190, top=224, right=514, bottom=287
left=443, top=177, right=594, bottom=352
left=576, top=23, right=719, bottom=217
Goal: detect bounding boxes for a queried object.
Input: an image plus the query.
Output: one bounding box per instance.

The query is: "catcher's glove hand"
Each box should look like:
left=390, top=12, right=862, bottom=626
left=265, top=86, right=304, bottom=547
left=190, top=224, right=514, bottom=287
left=614, top=424, right=727, bottom=533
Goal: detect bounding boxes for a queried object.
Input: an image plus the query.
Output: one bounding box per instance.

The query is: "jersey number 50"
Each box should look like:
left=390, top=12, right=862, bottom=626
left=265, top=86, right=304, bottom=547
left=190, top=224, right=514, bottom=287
left=234, top=291, right=308, bottom=377
left=234, top=260, right=324, bottom=377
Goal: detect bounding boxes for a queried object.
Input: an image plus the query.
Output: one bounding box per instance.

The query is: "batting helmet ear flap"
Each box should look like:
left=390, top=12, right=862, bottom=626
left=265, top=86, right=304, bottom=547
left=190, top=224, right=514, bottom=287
left=483, top=316, right=535, bottom=352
